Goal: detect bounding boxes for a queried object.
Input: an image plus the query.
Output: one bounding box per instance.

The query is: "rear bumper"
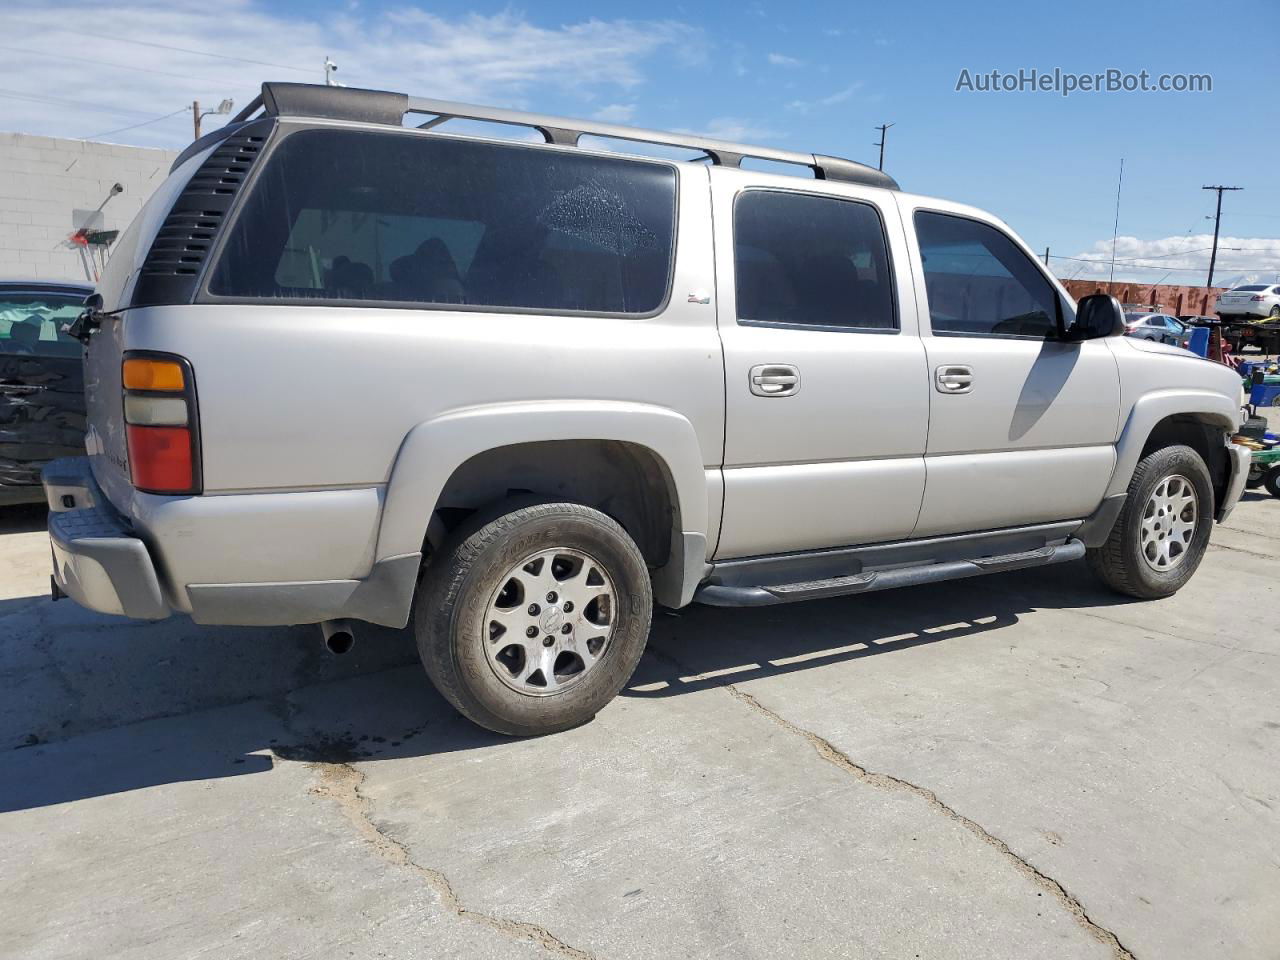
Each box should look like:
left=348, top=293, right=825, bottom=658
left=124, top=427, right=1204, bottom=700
left=1217, top=442, right=1251, bottom=523
left=1216, top=304, right=1272, bottom=319
left=43, top=457, right=171, bottom=619
left=42, top=456, right=419, bottom=627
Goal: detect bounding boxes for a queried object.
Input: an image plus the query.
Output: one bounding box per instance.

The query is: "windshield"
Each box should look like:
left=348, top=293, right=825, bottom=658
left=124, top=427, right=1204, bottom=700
left=0, top=292, right=86, bottom=358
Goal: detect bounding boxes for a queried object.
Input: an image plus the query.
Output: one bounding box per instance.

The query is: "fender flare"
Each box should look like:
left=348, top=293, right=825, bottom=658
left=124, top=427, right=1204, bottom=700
left=1105, top=389, right=1238, bottom=499
left=375, top=401, right=711, bottom=606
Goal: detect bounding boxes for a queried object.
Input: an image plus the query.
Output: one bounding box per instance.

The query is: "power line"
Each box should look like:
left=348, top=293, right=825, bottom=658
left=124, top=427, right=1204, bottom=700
left=0, top=87, right=160, bottom=117
left=0, top=43, right=239, bottom=86
left=85, top=108, right=190, bottom=141
left=12, top=22, right=313, bottom=74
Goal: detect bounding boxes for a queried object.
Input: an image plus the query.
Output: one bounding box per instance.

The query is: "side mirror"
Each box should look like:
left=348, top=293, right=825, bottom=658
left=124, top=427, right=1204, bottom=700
left=1065, top=293, right=1125, bottom=342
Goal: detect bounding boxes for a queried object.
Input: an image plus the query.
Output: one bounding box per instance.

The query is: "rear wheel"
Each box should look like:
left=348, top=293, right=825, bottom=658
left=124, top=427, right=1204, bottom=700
left=1086, top=445, right=1213, bottom=599
left=415, top=501, right=652, bottom=736
left=1269, top=305, right=1280, bottom=318
left=1265, top=467, right=1280, bottom=499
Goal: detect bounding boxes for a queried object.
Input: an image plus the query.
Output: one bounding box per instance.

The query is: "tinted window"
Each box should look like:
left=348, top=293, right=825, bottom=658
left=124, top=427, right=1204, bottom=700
left=1235, top=285, right=1267, bottom=292
left=0, top=293, right=83, bottom=358
left=209, top=129, right=676, bottom=315
left=914, top=211, right=1060, bottom=339
left=734, top=190, right=895, bottom=330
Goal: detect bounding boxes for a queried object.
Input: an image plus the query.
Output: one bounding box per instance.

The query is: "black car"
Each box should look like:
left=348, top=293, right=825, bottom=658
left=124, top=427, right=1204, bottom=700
left=0, top=281, right=91, bottom=505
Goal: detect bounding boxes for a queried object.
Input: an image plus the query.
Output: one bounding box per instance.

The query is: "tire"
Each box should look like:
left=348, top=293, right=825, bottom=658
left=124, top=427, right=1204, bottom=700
left=1265, top=467, right=1280, bottom=499
left=1086, top=444, right=1214, bottom=599
left=1269, top=305, right=1280, bottom=318
left=414, top=501, right=653, bottom=736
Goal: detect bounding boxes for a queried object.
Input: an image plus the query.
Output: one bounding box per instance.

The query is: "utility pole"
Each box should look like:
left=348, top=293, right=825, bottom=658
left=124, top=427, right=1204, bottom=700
left=873, top=122, right=894, bottom=171
left=1202, top=185, right=1242, bottom=288
left=1043, top=246, right=1050, bottom=266
left=192, top=100, right=200, bottom=140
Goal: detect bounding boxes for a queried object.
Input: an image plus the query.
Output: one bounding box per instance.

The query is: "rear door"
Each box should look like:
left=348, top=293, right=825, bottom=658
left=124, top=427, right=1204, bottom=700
left=712, top=173, right=929, bottom=559
left=902, top=203, right=1120, bottom=537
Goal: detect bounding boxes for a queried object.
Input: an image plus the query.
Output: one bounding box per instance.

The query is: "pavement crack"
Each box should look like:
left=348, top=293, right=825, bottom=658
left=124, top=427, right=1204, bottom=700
left=645, top=647, right=1137, bottom=960
left=304, top=759, right=596, bottom=960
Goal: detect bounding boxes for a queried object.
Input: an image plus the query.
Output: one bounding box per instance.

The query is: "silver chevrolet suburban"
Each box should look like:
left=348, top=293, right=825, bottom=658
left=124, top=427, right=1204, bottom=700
left=45, top=83, right=1250, bottom=736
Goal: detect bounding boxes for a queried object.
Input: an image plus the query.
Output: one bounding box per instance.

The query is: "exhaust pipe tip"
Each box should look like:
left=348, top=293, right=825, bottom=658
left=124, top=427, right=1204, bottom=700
left=320, top=619, right=356, bottom=655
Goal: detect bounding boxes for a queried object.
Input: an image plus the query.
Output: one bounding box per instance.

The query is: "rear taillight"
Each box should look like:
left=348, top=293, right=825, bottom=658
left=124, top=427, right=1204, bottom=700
left=122, top=353, right=201, bottom=495
left=1251, top=295, right=1266, bottom=301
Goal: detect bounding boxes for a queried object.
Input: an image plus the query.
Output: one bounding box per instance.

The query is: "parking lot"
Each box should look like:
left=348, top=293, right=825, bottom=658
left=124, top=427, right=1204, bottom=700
left=0, top=478, right=1275, bottom=960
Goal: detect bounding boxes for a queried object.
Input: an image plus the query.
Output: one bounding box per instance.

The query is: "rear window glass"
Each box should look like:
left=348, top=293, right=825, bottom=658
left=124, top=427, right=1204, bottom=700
left=0, top=294, right=84, bottom=358
left=208, top=128, right=677, bottom=315
left=1234, top=285, right=1267, bottom=292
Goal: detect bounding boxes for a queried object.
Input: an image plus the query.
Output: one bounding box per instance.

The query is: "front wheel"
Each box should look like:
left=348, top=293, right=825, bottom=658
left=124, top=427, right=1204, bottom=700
left=1086, top=444, right=1214, bottom=599
left=415, top=501, right=653, bottom=736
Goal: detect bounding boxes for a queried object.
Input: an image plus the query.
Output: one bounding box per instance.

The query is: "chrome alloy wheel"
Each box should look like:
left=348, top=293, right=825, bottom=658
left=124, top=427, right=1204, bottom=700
left=483, top=548, right=616, bottom=696
left=1139, top=474, right=1198, bottom=572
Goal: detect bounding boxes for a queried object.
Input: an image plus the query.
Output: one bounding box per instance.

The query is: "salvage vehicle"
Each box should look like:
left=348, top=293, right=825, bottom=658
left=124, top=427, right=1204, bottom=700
left=1214, top=284, right=1280, bottom=321
left=0, top=281, right=91, bottom=505
left=45, top=83, right=1250, bottom=735
left=1123, top=311, right=1191, bottom=347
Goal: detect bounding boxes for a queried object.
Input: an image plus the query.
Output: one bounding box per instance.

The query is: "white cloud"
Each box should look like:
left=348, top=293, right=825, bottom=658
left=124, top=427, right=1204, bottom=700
left=591, top=104, right=637, bottom=124
left=767, top=52, right=803, bottom=67
left=674, top=117, right=782, bottom=143
left=0, top=1, right=702, bottom=146
left=1061, top=234, right=1280, bottom=286
left=787, top=82, right=863, bottom=113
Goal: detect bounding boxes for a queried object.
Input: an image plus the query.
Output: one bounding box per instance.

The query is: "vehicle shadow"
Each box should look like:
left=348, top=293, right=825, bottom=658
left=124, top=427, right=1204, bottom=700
left=626, top=558, right=1137, bottom=697
left=0, top=559, right=1135, bottom=813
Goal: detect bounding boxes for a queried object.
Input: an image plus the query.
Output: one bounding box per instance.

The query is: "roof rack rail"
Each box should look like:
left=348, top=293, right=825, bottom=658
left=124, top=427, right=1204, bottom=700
left=231, top=82, right=899, bottom=190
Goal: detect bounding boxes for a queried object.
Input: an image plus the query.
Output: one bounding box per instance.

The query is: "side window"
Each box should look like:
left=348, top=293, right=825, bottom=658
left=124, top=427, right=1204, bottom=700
left=733, top=190, right=896, bottom=330
left=913, top=211, right=1060, bottom=339
left=0, top=295, right=83, bottom=358
left=209, top=129, right=677, bottom=315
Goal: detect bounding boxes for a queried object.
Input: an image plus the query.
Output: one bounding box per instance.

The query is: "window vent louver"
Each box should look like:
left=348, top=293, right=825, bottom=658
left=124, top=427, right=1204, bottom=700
left=132, top=122, right=270, bottom=307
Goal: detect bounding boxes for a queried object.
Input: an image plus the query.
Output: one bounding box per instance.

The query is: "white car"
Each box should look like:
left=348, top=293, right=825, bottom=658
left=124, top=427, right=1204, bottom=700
left=1214, top=284, right=1280, bottom=321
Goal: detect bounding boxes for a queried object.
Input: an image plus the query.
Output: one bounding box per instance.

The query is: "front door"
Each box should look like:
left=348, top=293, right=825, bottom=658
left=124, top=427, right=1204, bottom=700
left=712, top=178, right=930, bottom=559
left=903, top=205, right=1120, bottom=537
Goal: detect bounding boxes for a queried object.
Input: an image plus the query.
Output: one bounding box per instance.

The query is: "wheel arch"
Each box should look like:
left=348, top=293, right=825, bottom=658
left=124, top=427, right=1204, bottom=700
left=1108, top=391, right=1239, bottom=508
left=376, top=402, right=712, bottom=609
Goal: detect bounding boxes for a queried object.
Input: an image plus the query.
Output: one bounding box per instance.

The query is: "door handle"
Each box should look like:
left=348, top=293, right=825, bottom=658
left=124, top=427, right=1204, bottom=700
left=935, top=364, right=974, bottom=394
left=749, top=364, right=801, bottom=397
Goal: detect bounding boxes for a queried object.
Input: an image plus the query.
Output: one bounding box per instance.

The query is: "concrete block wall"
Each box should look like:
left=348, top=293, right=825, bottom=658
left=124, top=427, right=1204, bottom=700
left=0, top=133, right=178, bottom=284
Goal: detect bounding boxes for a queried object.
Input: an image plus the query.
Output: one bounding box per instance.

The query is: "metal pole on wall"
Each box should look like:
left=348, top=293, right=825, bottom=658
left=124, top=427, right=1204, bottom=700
left=1109, top=159, right=1124, bottom=286
left=1202, top=185, right=1242, bottom=288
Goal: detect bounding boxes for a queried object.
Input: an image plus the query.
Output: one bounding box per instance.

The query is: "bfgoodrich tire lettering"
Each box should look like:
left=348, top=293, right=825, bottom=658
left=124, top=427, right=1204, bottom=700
left=415, top=502, right=652, bottom=736
left=1086, top=444, right=1213, bottom=599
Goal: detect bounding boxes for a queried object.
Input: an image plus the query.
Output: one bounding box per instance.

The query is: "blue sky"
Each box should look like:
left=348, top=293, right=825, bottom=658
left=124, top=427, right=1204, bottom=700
left=3, top=0, right=1278, bottom=283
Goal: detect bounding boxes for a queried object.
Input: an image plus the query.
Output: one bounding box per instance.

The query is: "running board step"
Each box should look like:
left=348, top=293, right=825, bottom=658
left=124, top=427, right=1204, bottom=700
left=694, top=541, right=1085, bottom=607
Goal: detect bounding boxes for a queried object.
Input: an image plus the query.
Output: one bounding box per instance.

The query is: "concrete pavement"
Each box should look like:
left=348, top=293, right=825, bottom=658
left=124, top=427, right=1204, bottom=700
left=1, top=491, right=1278, bottom=959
